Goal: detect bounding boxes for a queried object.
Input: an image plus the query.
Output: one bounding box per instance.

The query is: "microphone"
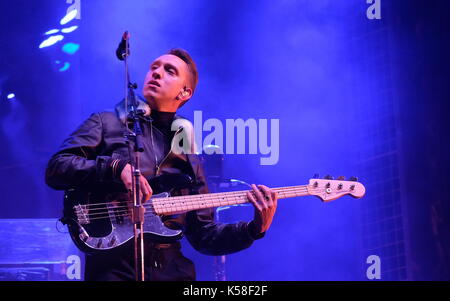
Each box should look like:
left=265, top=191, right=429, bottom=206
left=116, top=31, right=130, bottom=61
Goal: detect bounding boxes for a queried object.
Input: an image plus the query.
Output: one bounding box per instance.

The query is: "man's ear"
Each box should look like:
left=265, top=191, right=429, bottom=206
left=179, top=87, right=193, bottom=101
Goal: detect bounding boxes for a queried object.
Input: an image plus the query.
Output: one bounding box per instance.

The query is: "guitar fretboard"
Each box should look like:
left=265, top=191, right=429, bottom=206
left=152, top=185, right=310, bottom=215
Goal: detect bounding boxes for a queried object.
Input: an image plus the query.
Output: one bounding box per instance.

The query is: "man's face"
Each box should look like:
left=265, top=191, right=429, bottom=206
left=142, top=54, right=190, bottom=109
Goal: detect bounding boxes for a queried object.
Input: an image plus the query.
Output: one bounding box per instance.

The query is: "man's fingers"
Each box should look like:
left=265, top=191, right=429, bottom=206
left=140, top=176, right=152, bottom=203
left=252, top=184, right=268, bottom=210
left=145, top=177, right=153, bottom=197
left=247, top=191, right=262, bottom=211
left=124, top=180, right=132, bottom=191
left=142, top=190, right=150, bottom=203
left=271, top=191, right=278, bottom=208
left=258, top=185, right=274, bottom=206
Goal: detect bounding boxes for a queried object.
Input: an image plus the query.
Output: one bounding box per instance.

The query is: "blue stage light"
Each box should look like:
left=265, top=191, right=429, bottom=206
left=39, top=35, right=64, bottom=48
left=61, top=26, right=78, bottom=33
left=45, top=29, right=60, bottom=35
left=62, top=43, right=80, bottom=55
left=58, top=62, right=70, bottom=72
left=60, top=9, right=77, bottom=25
left=7, top=93, right=15, bottom=100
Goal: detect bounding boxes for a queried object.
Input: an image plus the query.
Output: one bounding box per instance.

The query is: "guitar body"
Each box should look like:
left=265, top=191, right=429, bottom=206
left=63, top=174, right=194, bottom=254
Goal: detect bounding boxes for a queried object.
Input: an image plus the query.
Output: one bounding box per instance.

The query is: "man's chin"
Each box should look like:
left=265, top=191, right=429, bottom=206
left=143, top=89, right=158, bottom=100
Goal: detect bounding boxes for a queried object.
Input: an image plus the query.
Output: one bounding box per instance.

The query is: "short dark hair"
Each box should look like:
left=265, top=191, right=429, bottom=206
left=168, top=48, right=198, bottom=95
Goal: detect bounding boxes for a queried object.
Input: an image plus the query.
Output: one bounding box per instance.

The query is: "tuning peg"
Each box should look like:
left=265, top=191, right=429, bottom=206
left=337, top=176, right=345, bottom=180
left=313, top=173, right=320, bottom=179
left=324, top=175, right=334, bottom=180
left=349, top=176, right=359, bottom=182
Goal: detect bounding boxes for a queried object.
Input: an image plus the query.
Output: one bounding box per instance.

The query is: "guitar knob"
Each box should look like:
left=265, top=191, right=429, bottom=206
left=324, top=175, right=333, bottom=180
left=349, top=176, right=358, bottom=182
left=337, top=176, right=345, bottom=180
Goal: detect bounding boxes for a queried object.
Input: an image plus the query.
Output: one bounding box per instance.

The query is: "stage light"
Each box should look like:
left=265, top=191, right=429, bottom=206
left=7, top=93, right=15, bottom=100
left=62, top=43, right=80, bottom=55
left=61, top=26, right=78, bottom=33
left=58, top=62, right=70, bottom=72
left=45, top=29, right=60, bottom=35
left=39, top=35, right=64, bottom=48
left=60, top=9, right=77, bottom=25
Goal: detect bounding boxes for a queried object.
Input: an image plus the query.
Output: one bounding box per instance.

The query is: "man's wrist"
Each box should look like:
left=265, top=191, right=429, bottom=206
left=247, top=220, right=266, bottom=240
left=109, top=159, right=129, bottom=180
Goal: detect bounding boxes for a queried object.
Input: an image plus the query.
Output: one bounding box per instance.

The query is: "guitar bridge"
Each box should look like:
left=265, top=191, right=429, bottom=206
left=74, top=205, right=90, bottom=224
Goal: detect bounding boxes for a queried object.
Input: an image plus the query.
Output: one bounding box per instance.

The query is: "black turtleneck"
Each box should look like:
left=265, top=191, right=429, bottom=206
left=150, top=110, right=176, bottom=142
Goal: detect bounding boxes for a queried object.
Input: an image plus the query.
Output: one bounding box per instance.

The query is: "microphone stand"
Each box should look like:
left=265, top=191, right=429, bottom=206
left=214, top=207, right=227, bottom=281
left=118, top=31, right=146, bottom=281
left=208, top=175, right=252, bottom=281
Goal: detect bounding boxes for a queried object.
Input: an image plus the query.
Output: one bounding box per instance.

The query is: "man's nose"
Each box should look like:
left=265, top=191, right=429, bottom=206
left=152, top=67, right=162, bottom=79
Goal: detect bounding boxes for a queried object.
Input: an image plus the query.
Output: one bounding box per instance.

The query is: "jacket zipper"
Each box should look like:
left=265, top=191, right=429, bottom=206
left=154, top=125, right=184, bottom=175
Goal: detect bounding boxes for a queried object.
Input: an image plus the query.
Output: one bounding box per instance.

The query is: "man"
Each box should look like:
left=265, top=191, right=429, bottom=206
left=45, top=48, right=278, bottom=281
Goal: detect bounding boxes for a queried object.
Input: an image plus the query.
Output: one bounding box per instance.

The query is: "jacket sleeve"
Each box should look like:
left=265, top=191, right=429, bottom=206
left=45, top=113, right=124, bottom=191
left=183, top=155, right=265, bottom=256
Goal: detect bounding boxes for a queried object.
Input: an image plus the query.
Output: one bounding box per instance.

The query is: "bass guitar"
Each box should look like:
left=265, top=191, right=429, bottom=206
left=62, top=174, right=365, bottom=253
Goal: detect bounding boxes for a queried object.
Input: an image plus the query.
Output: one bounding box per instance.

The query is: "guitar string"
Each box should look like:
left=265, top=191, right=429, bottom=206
left=77, top=185, right=316, bottom=210
left=78, top=187, right=316, bottom=221
left=76, top=185, right=317, bottom=208
left=77, top=180, right=359, bottom=209
left=84, top=189, right=352, bottom=223
left=76, top=187, right=312, bottom=215
left=76, top=188, right=344, bottom=222
left=80, top=186, right=312, bottom=213
left=76, top=187, right=331, bottom=219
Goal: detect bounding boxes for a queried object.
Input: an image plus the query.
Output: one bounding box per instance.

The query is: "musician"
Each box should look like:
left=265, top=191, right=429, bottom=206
left=45, top=48, right=278, bottom=281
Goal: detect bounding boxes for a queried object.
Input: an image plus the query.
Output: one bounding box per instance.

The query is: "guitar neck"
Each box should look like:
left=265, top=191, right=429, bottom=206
left=152, top=185, right=310, bottom=215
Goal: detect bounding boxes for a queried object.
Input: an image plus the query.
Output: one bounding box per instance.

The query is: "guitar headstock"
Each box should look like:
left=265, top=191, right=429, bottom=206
left=307, top=176, right=365, bottom=202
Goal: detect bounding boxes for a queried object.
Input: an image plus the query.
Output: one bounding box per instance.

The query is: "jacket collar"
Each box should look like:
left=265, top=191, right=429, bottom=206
left=114, top=95, right=151, bottom=123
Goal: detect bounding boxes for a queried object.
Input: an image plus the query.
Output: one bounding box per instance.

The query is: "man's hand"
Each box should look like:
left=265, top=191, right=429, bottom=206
left=246, top=184, right=278, bottom=234
left=120, top=164, right=153, bottom=203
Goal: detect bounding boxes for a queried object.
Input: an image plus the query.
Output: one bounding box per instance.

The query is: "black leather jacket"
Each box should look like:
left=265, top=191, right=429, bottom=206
left=45, top=100, right=261, bottom=256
